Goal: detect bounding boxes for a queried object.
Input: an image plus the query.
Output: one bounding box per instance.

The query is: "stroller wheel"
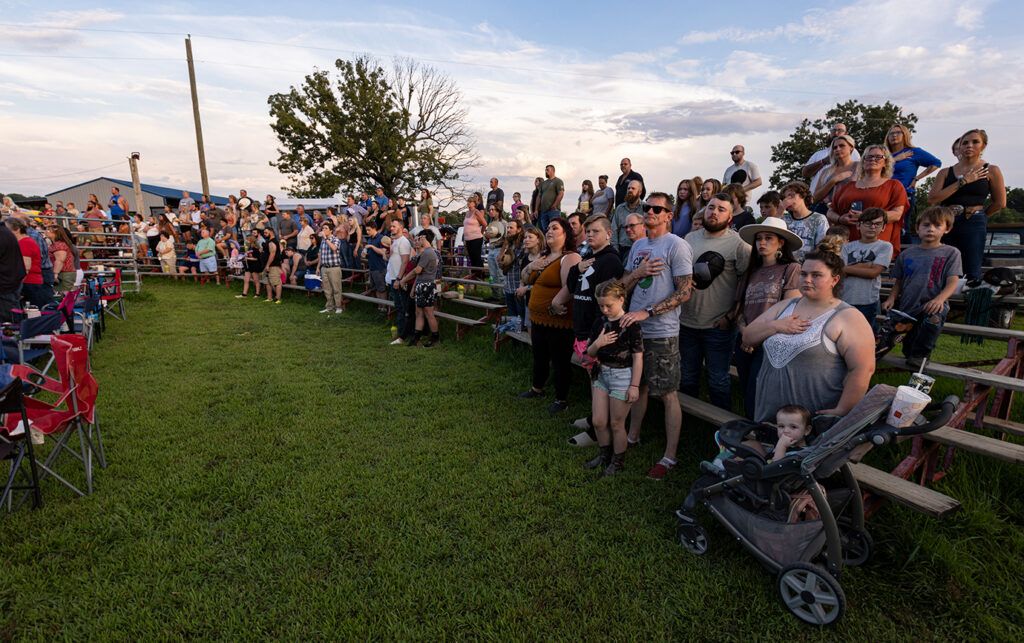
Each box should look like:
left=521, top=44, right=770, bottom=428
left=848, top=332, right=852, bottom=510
left=841, top=529, right=874, bottom=567
left=777, top=562, right=846, bottom=626
left=675, top=524, right=709, bottom=555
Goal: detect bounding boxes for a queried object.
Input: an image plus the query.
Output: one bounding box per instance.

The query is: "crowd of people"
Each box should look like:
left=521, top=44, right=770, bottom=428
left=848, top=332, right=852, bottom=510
left=0, top=124, right=1007, bottom=482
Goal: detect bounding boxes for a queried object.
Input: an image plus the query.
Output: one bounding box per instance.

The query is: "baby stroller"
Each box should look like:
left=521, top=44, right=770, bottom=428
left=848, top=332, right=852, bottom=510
left=674, top=385, right=956, bottom=626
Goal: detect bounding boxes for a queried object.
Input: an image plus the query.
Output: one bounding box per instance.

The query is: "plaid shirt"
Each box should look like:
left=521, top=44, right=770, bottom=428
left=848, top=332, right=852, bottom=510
left=319, top=234, right=342, bottom=268
left=504, top=245, right=526, bottom=293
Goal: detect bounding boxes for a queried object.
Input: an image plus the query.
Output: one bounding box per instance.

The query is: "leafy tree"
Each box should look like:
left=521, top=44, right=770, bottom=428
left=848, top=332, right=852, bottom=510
left=769, top=100, right=918, bottom=188
left=1005, top=186, right=1024, bottom=213
left=268, top=56, right=478, bottom=203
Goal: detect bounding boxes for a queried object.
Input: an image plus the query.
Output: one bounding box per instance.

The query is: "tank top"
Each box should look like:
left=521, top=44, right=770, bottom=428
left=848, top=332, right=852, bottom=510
left=754, top=298, right=850, bottom=422
left=940, top=165, right=990, bottom=208
left=528, top=256, right=573, bottom=329
left=463, top=209, right=484, bottom=241
left=108, top=194, right=125, bottom=216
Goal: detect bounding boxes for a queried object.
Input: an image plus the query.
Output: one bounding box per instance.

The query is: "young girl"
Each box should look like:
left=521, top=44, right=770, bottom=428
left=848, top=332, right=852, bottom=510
left=583, top=279, right=644, bottom=476
left=156, top=231, right=177, bottom=276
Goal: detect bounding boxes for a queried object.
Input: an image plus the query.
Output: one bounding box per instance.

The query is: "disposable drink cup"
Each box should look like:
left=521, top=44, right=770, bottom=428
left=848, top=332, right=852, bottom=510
left=887, top=385, right=931, bottom=428
left=908, top=373, right=935, bottom=395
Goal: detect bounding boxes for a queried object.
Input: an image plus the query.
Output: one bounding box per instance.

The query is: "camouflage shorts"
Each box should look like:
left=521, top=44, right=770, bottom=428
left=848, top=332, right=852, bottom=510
left=642, top=336, right=680, bottom=397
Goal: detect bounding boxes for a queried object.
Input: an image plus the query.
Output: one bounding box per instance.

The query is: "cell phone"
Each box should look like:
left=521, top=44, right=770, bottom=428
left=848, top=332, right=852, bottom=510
left=851, top=200, right=863, bottom=212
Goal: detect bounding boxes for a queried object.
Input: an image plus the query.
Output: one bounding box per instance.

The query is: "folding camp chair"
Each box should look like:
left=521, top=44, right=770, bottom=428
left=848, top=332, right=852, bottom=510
left=0, top=376, right=43, bottom=510
left=1, top=336, right=100, bottom=499
left=74, top=286, right=103, bottom=347
left=1, top=310, right=66, bottom=369
left=98, top=269, right=126, bottom=320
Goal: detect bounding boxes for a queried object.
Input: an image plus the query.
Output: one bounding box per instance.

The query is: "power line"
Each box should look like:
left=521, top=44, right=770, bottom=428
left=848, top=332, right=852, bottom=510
left=0, top=160, right=124, bottom=182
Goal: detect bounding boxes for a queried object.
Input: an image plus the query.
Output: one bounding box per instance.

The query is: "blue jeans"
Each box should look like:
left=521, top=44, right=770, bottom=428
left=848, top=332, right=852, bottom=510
left=902, top=309, right=947, bottom=359
left=733, top=338, right=763, bottom=420
left=852, top=301, right=880, bottom=333
left=945, top=212, right=986, bottom=281
left=504, top=291, right=524, bottom=320
left=539, top=209, right=560, bottom=232
left=679, top=324, right=736, bottom=410
left=339, top=240, right=354, bottom=269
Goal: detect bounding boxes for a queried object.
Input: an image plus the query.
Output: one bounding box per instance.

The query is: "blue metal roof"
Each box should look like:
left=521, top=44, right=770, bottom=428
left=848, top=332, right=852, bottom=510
left=48, top=176, right=229, bottom=205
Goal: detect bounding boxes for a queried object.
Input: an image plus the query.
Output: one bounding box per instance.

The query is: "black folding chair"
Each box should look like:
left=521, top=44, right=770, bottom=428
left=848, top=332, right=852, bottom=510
left=0, top=377, right=43, bottom=511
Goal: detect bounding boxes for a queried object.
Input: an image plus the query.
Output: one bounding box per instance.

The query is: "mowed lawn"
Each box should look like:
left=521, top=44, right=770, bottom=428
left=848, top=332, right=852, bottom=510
left=1, top=279, right=1022, bottom=639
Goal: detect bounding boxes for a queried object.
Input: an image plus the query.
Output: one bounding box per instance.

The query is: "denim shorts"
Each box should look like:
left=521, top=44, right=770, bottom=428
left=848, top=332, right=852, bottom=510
left=592, top=365, right=633, bottom=401
left=199, top=257, right=218, bottom=273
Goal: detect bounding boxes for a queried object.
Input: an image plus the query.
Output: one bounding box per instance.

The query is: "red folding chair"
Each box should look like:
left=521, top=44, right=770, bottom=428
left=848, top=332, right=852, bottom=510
left=1, top=335, right=100, bottom=499
left=98, top=269, right=126, bottom=320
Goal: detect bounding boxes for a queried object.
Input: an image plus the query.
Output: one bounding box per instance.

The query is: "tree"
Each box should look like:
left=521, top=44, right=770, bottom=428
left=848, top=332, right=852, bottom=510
left=769, top=100, right=918, bottom=188
left=268, top=56, right=478, bottom=203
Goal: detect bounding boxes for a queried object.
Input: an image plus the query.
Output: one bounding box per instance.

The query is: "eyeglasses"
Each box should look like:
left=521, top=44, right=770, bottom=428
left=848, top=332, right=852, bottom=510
left=859, top=220, right=884, bottom=228
left=625, top=222, right=644, bottom=229
left=863, top=154, right=885, bottom=162
left=642, top=204, right=671, bottom=215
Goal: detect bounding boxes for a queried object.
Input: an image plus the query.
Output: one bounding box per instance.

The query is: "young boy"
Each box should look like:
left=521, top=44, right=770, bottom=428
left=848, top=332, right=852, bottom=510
left=883, top=206, right=963, bottom=367
left=756, top=190, right=783, bottom=220
left=841, top=208, right=893, bottom=332
left=781, top=181, right=828, bottom=261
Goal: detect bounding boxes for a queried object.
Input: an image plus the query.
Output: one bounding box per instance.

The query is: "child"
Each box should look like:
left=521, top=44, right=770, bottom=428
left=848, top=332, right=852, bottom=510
left=883, top=206, right=962, bottom=367
left=583, top=279, right=644, bottom=476
left=178, top=242, right=199, bottom=282
left=756, top=190, right=783, bottom=220
left=709, top=404, right=813, bottom=472
left=156, top=231, right=177, bottom=275
left=841, top=208, right=893, bottom=332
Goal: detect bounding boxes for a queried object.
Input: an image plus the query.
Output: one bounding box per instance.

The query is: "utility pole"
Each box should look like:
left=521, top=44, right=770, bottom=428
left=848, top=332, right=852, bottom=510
left=185, top=35, right=210, bottom=196
left=128, top=153, right=144, bottom=216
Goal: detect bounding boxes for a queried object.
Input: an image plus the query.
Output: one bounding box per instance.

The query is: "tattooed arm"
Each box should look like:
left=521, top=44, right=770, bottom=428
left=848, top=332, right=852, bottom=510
left=651, top=274, right=693, bottom=315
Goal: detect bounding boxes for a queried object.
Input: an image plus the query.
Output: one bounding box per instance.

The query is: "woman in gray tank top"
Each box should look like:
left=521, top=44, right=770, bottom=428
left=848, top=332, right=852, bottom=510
left=741, top=245, right=876, bottom=423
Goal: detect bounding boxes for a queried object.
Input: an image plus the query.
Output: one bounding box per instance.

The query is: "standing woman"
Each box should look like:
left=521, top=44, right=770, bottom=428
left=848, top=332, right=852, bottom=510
left=697, top=178, right=722, bottom=211
left=811, top=134, right=858, bottom=204
left=419, top=188, right=435, bottom=225
left=671, top=178, right=700, bottom=238
left=828, top=144, right=908, bottom=254
left=518, top=219, right=581, bottom=415
left=264, top=195, right=280, bottom=236
left=733, top=218, right=802, bottom=419
left=578, top=180, right=595, bottom=216
left=499, top=219, right=526, bottom=322
left=515, top=225, right=547, bottom=330
left=47, top=226, right=79, bottom=292
left=462, top=193, right=487, bottom=268
left=928, top=129, right=1005, bottom=282
left=145, top=214, right=162, bottom=258
left=886, top=124, right=941, bottom=233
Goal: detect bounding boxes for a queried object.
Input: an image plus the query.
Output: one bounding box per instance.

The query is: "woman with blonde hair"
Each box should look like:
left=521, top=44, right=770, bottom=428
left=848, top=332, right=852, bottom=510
left=811, top=134, right=858, bottom=204
left=886, top=123, right=941, bottom=233
left=697, top=178, right=722, bottom=210
left=828, top=144, right=908, bottom=253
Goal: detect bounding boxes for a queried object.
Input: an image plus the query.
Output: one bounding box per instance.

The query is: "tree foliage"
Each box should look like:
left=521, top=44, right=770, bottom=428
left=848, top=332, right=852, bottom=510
left=268, top=56, right=478, bottom=202
left=768, top=100, right=918, bottom=188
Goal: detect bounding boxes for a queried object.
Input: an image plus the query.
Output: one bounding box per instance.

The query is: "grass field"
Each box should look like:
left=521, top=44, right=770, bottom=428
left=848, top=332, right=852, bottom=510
left=1, top=279, right=1022, bottom=639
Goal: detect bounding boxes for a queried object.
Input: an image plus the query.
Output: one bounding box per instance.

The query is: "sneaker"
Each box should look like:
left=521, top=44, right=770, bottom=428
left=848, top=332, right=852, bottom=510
left=264, top=299, right=273, bottom=303
left=334, top=309, right=344, bottom=314
left=319, top=308, right=332, bottom=313
left=390, top=338, right=404, bottom=345
left=627, top=438, right=641, bottom=449
left=646, top=458, right=676, bottom=480
left=583, top=451, right=609, bottom=470
left=548, top=400, right=569, bottom=415
left=235, top=294, right=247, bottom=299
left=274, top=299, right=282, bottom=305
left=601, top=460, right=624, bottom=477
left=518, top=388, right=544, bottom=399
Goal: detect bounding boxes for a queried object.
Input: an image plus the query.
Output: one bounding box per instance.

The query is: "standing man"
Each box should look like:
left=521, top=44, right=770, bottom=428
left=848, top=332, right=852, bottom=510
left=373, top=187, right=388, bottom=211
left=801, top=122, right=860, bottom=180
left=538, top=165, right=565, bottom=232
left=620, top=192, right=694, bottom=480
left=486, top=178, right=505, bottom=214
left=611, top=180, right=643, bottom=256
left=591, top=175, right=615, bottom=216
left=108, top=186, right=129, bottom=222
left=178, top=191, right=195, bottom=218
left=363, top=219, right=389, bottom=301
left=678, top=194, right=751, bottom=411
left=387, top=218, right=414, bottom=345
left=0, top=219, right=25, bottom=322
left=344, top=195, right=367, bottom=224
left=723, top=145, right=763, bottom=192
left=318, top=221, right=344, bottom=314
left=261, top=226, right=283, bottom=304
left=614, top=158, right=645, bottom=206
left=278, top=210, right=299, bottom=249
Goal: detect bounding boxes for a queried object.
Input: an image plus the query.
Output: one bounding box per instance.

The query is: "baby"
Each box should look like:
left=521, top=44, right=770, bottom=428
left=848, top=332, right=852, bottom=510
left=709, top=404, right=813, bottom=472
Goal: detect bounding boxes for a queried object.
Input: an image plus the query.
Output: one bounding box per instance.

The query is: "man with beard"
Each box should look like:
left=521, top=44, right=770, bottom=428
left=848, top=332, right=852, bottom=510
left=564, top=215, right=623, bottom=447
left=614, top=158, right=645, bottom=206
left=611, top=180, right=644, bottom=256
left=619, top=192, right=694, bottom=480
left=678, top=193, right=751, bottom=410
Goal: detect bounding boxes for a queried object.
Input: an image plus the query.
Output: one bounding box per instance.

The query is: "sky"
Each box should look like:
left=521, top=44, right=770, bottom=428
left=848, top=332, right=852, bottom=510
left=1, top=0, right=1023, bottom=207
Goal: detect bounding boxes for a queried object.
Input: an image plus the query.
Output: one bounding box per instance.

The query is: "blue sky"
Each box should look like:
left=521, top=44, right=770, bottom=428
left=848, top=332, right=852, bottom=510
left=1, top=0, right=1022, bottom=205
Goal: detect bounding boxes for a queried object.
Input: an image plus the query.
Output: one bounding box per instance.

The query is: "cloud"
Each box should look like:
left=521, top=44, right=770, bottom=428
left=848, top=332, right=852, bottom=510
left=613, top=99, right=799, bottom=141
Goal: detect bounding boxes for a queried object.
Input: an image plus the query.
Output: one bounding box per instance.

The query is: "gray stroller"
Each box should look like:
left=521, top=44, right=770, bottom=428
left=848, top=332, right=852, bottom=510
left=675, top=385, right=957, bottom=626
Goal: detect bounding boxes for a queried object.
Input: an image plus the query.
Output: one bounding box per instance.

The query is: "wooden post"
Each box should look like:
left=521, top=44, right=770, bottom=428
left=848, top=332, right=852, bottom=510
left=185, top=35, right=210, bottom=196
left=128, top=153, right=145, bottom=217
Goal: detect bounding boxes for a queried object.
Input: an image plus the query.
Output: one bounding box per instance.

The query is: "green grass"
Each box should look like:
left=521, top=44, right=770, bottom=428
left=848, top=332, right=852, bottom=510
left=1, top=280, right=1022, bottom=639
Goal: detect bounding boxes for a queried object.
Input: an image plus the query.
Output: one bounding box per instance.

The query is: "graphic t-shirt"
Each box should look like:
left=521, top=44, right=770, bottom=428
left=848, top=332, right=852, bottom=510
left=588, top=316, right=644, bottom=371
left=783, top=212, right=828, bottom=260
left=568, top=246, right=623, bottom=340
left=625, top=233, right=693, bottom=339
left=891, top=244, right=963, bottom=316
left=841, top=239, right=893, bottom=305
left=680, top=228, right=751, bottom=329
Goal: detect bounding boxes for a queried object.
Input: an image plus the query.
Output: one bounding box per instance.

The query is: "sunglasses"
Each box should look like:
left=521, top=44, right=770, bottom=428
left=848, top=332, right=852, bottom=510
left=863, top=154, right=885, bottom=162
left=730, top=151, right=742, bottom=155
left=642, top=204, right=671, bottom=215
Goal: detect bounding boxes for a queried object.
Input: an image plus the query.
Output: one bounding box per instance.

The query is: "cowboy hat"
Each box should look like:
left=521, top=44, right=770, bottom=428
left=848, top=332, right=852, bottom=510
left=738, top=216, right=802, bottom=252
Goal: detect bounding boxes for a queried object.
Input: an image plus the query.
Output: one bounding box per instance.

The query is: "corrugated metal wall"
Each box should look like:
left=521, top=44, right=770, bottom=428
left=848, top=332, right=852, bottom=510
left=46, top=178, right=167, bottom=216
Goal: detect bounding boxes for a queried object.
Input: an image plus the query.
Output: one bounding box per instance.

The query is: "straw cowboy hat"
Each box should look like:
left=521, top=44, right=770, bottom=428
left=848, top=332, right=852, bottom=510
left=738, top=216, right=803, bottom=252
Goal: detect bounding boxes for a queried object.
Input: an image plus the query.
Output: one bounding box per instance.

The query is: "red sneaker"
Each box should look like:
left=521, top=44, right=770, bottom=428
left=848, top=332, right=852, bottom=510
left=646, top=459, right=675, bottom=480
